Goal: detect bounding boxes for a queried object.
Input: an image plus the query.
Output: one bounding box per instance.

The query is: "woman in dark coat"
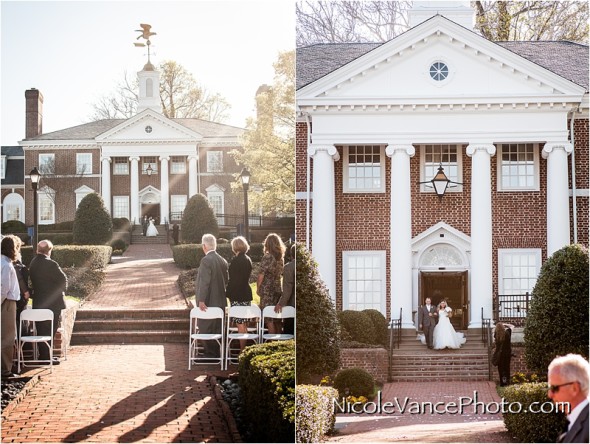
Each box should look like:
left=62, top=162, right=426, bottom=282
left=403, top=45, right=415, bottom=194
left=493, top=322, right=513, bottom=386
left=226, top=236, right=253, bottom=350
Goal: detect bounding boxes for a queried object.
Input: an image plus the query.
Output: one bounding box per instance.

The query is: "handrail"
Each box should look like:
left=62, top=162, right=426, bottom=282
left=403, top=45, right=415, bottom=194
left=388, top=308, right=403, bottom=382
left=481, top=307, right=494, bottom=381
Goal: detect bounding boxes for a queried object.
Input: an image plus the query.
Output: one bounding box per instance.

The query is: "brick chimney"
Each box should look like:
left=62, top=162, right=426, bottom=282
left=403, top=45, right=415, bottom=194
left=25, top=88, right=43, bottom=139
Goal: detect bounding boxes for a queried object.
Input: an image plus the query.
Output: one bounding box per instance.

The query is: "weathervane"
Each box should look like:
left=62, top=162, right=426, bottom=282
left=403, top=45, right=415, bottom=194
left=134, top=23, right=157, bottom=65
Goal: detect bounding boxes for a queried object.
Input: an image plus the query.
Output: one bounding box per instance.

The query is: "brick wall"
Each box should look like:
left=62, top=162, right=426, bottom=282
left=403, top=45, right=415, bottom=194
left=339, top=348, right=389, bottom=384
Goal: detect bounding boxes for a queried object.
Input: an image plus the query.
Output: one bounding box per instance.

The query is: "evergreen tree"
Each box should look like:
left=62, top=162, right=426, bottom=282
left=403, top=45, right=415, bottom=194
left=73, top=192, right=113, bottom=245
left=180, top=193, right=219, bottom=243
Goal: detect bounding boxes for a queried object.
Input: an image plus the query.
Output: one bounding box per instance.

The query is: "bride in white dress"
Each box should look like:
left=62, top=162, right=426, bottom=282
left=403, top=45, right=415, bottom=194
left=432, top=300, right=466, bottom=349
left=146, top=218, right=158, bottom=237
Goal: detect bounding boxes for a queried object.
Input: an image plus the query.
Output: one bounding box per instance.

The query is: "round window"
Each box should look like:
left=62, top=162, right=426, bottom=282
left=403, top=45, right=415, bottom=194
left=145, top=125, right=153, bottom=133
left=429, top=62, right=449, bottom=81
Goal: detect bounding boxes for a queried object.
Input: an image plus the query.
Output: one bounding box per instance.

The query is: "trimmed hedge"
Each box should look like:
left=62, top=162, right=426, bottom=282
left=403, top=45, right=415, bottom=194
left=333, top=368, right=375, bottom=398
left=502, top=383, right=567, bottom=443
left=338, top=310, right=377, bottom=345
left=63, top=267, right=106, bottom=299
left=21, top=245, right=112, bottom=270
left=181, top=193, right=219, bottom=243
left=362, top=309, right=389, bottom=347
left=296, top=385, right=338, bottom=443
left=40, top=233, right=74, bottom=245
left=172, top=242, right=264, bottom=269
left=524, top=244, right=589, bottom=374
left=111, top=218, right=130, bottom=231
left=239, top=340, right=295, bottom=443
left=1, top=220, right=26, bottom=233
left=73, top=193, right=113, bottom=245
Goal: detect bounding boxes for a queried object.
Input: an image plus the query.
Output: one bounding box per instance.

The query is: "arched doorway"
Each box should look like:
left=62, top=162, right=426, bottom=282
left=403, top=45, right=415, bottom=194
left=139, top=186, right=161, bottom=224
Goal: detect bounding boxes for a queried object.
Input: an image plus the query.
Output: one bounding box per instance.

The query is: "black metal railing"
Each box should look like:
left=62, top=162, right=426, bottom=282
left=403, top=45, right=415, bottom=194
left=482, top=307, right=494, bottom=381
left=388, top=308, right=403, bottom=382
left=494, top=293, right=531, bottom=323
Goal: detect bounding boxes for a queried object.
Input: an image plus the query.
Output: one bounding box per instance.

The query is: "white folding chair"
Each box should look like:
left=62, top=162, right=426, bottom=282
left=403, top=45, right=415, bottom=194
left=261, top=306, right=295, bottom=342
left=17, top=308, right=54, bottom=373
left=226, top=305, right=261, bottom=367
left=188, top=307, right=225, bottom=370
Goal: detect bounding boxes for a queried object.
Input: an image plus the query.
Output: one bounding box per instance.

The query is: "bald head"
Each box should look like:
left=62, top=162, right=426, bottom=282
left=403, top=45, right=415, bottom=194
left=37, top=240, right=54, bottom=256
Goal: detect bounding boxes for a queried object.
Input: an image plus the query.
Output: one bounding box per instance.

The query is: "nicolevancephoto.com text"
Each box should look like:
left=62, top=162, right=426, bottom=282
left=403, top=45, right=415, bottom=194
left=334, top=390, right=569, bottom=415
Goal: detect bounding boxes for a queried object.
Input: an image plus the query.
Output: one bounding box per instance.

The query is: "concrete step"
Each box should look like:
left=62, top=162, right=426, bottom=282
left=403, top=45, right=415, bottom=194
left=71, top=330, right=187, bottom=344
left=73, top=318, right=189, bottom=332
left=75, top=309, right=190, bottom=320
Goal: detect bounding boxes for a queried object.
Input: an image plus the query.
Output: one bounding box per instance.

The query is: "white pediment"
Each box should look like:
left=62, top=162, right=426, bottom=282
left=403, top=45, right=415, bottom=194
left=206, top=183, right=226, bottom=193
left=74, top=185, right=95, bottom=194
left=96, top=109, right=203, bottom=143
left=299, top=16, right=585, bottom=106
left=412, top=222, right=471, bottom=268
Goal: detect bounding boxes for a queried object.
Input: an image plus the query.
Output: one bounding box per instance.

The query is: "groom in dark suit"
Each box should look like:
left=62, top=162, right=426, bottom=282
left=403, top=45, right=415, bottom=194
left=195, top=234, right=228, bottom=357
left=418, top=297, right=438, bottom=349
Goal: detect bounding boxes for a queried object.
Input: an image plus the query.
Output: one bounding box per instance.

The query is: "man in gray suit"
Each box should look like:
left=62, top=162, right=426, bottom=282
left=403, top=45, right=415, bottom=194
left=548, top=354, right=589, bottom=443
left=418, top=297, right=438, bottom=349
left=195, top=234, right=228, bottom=357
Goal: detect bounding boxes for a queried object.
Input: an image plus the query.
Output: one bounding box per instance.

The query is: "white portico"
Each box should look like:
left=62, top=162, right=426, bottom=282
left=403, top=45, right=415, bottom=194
left=298, top=15, right=585, bottom=327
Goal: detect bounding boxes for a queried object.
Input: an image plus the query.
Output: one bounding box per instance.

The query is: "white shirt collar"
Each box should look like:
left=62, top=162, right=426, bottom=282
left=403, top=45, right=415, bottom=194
left=567, top=398, right=589, bottom=430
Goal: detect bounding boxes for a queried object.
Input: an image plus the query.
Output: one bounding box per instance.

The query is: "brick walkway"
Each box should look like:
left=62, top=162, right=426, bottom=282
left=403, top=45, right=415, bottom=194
left=1, top=244, right=233, bottom=443
left=328, top=381, right=517, bottom=442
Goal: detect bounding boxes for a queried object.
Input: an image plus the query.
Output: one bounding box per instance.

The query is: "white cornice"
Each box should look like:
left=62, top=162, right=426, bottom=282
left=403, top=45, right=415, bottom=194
left=20, top=142, right=100, bottom=149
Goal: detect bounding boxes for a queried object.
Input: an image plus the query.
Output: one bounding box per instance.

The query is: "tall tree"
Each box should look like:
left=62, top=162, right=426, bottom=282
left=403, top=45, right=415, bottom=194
left=231, top=50, right=295, bottom=215
left=90, top=60, right=231, bottom=122
left=296, top=1, right=589, bottom=45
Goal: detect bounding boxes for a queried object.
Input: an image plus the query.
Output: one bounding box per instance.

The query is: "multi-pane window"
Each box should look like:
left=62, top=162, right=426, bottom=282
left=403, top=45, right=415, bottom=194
left=112, top=196, right=129, bottom=219
left=421, top=144, right=462, bottom=192
left=344, top=145, right=385, bottom=193
left=142, top=156, right=158, bottom=175
left=113, top=157, right=129, bottom=175
left=2, top=193, right=24, bottom=223
left=343, top=251, right=386, bottom=314
left=498, top=143, right=538, bottom=190
left=171, top=195, right=187, bottom=213
left=76, top=153, right=92, bottom=175
left=498, top=249, right=541, bottom=318
left=1, top=156, right=6, bottom=179
left=38, top=188, right=55, bottom=224
left=170, top=156, right=186, bottom=174
left=39, top=154, right=55, bottom=174
left=207, top=151, right=223, bottom=173
left=207, top=190, right=224, bottom=225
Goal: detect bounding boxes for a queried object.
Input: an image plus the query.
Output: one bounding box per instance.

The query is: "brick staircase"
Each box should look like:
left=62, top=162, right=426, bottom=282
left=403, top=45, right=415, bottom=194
left=390, top=330, right=491, bottom=381
left=130, top=225, right=169, bottom=244
left=71, top=309, right=190, bottom=344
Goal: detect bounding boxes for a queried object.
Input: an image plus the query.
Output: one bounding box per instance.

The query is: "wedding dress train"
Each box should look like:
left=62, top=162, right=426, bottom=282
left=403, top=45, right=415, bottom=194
left=146, top=220, right=158, bottom=237
left=432, top=309, right=466, bottom=349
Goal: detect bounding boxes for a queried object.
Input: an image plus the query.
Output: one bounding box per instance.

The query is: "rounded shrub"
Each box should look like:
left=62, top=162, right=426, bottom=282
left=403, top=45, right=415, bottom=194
left=73, top=193, right=113, bottom=245
left=296, top=243, right=340, bottom=383
left=338, top=310, right=376, bottom=345
left=180, top=193, right=218, bottom=243
left=524, top=244, right=589, bottom=374
left=110, top=239, right=127, bottom=252
left=296, top=385, right=338, bottom=443
left=333, top=368, right=375, bottom=398
left=362, top=309, right=389, bottom=347
left=502, top=382, right=567, bottom=443
left=111, top=218, right=130, bottom=231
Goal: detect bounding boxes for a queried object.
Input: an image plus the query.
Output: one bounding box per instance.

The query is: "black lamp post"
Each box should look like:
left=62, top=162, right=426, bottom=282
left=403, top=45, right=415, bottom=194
left=240, top=168, right=251, bottom=241
left=420, top=164, right=462, bottom=199
left=29, top=167, right=41, bottom=248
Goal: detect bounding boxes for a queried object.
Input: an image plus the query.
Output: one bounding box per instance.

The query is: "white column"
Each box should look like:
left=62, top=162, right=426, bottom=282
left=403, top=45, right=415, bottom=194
left=543, top=142, right=573, bottom=256
left=385, top=144, right=415, bottom=328
left=160, top=156, right=170, bottom=223
left=308, top=144, right=339, bottom=301
left=188, top=154, right=198, bottom=198
left=130, top=156, right=140, bottom=224
left=466, top=144, right=495, bottom=327
left=101, top=156, right=111, bottom=214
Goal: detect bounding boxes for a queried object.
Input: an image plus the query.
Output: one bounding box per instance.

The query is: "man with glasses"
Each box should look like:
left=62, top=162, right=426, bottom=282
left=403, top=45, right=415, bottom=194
left=547, top=354, right=589, bottom=443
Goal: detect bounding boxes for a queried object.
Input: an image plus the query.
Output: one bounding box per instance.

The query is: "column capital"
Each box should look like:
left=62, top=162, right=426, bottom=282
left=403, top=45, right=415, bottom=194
left=100, top=156, right=111, bottom=163
left=159, top=155, right=171, bottom=162
left=466, top=144, right=496, bottom=157
left=187, top=154, right=198, bottom=161
left=385, top=144, right=415, bottom=157
left=129, top=156, right=140, bottom=162
left=542, top=142, right=573, bottom=159
left=308, top=144, right=340, bottom=161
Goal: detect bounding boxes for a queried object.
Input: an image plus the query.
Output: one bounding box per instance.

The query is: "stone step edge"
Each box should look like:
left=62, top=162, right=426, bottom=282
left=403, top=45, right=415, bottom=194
left=71, top=330, right=188, bottom=336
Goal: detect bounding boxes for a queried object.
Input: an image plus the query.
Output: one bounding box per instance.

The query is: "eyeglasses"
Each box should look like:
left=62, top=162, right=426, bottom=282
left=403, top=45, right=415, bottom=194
left=548, top=382, right=575, bottom=393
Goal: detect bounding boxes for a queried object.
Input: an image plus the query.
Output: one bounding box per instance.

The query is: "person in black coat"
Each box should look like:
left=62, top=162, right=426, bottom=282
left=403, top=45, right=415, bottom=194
left=29, top=240, right=67, bottom=362
left=13, top=238, right=31, bottom=340
left=226, top=236, right=253, bottom=351
left=493, top=322, right=513, bottom=386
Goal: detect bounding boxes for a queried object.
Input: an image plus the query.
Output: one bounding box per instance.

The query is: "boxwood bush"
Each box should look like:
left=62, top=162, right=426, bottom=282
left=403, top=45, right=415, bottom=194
left=111, top=218, right=130, bottom=231
left=239, top=340, right=295, bottom=443
left=338, top=310, right=377, bottom=345
left=362, top=309, right=389, bottom=347
left=21, top=245, right=111, bottom=270
left=524, top=244, right=589, bottom=374
left=1, top=220, right=26, bottom=233
left=73, top=193, right=113, bottom=245
left=296, top=385, right=338, bottom=443
left=63, top=267, right=106, bottom=299
left=333, top=368, right=375, bottom=398
left=502, top=382, right=567, bottom=443
left=180, top=193, right=219, bottom=243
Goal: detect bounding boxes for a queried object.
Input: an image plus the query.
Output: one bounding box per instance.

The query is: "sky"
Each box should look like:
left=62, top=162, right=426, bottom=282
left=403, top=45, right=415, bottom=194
left=0, top=0, right=295, bottom=145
